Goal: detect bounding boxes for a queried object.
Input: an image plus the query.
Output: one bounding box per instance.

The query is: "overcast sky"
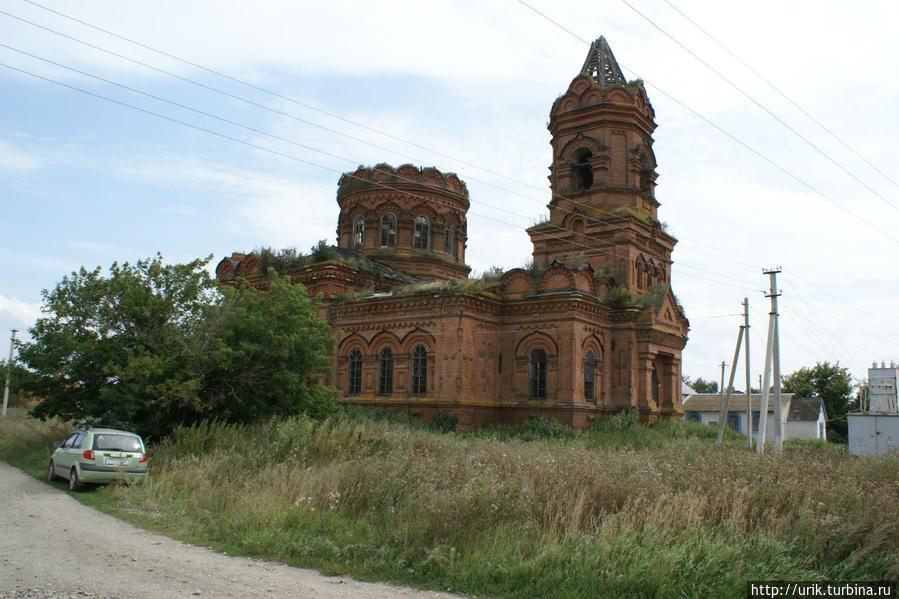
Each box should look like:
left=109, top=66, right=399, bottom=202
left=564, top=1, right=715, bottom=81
left=2, top=0, right=898, bottom=389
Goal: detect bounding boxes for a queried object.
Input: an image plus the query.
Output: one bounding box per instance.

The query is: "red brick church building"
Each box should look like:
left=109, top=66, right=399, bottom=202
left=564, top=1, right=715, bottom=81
left=217, top=37, right=689, bottom=428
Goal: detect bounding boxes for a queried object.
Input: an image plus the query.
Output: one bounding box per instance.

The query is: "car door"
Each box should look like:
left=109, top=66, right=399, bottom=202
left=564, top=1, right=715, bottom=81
left=55, top=431, right=82, bottom=474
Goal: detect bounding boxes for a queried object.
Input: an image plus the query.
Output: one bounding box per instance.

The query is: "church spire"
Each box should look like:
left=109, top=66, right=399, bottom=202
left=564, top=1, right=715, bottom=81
left=580, top=36, right=627, bottom=88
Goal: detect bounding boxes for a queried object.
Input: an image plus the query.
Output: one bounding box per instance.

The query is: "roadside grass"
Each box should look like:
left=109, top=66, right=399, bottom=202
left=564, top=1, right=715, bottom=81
left=1, top=407, right=897, bottom=598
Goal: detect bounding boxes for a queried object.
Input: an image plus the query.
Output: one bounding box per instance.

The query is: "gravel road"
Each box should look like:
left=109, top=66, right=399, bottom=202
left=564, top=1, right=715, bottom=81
left=0, top=461, right=465, bottom=599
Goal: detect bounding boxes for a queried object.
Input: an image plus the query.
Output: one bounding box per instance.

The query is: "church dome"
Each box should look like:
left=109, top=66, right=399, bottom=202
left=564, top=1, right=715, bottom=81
left=336, top=163, right=470, bottom=281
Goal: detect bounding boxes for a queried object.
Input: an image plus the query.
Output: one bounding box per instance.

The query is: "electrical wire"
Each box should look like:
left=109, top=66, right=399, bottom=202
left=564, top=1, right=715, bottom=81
left=0, top=1, right=836, bottom=274
left=620, top=0, right=899, bottom=213
left=661, top=0, right=899, bottom=192
left=515, top=0, right=899, bottom=244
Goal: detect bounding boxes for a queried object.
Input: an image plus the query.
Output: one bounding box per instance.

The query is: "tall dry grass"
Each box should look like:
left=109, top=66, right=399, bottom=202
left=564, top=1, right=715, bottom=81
left=2, top=408, right=896, bottom=598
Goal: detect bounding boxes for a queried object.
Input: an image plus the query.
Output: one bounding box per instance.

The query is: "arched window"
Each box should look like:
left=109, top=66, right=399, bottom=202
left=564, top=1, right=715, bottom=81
left=377, top=347, right=393, bottom=394
left=571, top=218, right=584, bottom=235
left=411, top=345, right=428, bottom=395
left=413, top=216, right=430, bottom=249
left=752, top=411, right=760, bottom=433
left=346, top=348, right=362, bottom=395
left=571, top=148, right=593, bottom=191
left=686, top=412, right=701, bottom=423
left=528, top=348, right=547, bottom=399
left=353, top=216, right=365, bottom=247
left=726, top=413, right=740, bottom=433
left=443, top=223, right=455, bottom=256
left=379, top=213, right=396, bottom=247
left=583, top=350, right=596, bottom=401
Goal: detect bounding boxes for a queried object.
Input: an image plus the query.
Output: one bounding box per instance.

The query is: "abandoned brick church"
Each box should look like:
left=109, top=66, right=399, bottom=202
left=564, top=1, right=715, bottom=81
left=216, top=37, right=689, bottom=428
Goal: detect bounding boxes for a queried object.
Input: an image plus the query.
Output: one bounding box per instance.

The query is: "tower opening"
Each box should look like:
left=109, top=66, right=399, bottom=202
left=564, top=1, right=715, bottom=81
left=571, top=148, right=593, bottom=191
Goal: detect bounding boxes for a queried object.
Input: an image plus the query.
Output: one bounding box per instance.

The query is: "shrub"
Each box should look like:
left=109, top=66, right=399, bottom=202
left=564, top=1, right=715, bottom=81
left=432, top=412, right=459, bottom=433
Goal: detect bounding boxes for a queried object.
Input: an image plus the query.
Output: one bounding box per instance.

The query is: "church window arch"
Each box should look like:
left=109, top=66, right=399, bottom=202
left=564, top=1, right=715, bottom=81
left=444, top=223, right=455, bottom=256
left=347, top=348, right=362, bottom=395
left=410, top=344, right=428, bottom=395
left=377, top=347, right=394, bottom=394
left=379, top=213, right=396, bottom=247
left=583, top=350, right=596, bottom=401
left=571, top=218, right=584, bottom=235
left=529, top=348, right=548, bottom=399
left=571, top=147, right=593, bottom=191
left=413, top=216, right=430, bottom=249
left=353, top=216, right=365, bottom=247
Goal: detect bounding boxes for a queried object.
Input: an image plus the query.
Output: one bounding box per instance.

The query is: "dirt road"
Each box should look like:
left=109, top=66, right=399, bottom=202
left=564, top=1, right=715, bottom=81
left=0, top=461, right=464, bottom=599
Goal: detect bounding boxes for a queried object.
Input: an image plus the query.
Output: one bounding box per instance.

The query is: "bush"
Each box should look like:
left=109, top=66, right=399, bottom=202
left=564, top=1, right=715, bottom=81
left=432, top=412, right=459, bottom=433
left=19, top=257, right=336, bottom=439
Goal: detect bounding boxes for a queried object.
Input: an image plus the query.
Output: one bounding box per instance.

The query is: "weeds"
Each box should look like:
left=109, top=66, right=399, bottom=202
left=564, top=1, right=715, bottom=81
left=1, top=407, right=896, bottom=598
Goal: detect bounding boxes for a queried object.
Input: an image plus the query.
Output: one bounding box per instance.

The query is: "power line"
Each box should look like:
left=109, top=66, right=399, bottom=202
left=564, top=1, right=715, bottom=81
left=1, top=58, right=766, bottom=295
left=5, top=0, right=892, bottom=360
left=620, top=0, right=899, bottom=213
left=515, top=0, right=899, bottom=244
left=0, top=6, right=776, bottom=278
left=661, top=0, right=899, bottom=192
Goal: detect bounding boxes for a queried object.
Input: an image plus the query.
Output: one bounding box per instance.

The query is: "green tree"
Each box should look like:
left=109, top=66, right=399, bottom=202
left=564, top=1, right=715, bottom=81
left=684, top=375, right=718, bottom=393
left=19, top=256, right=335, bottom=438
left=781, top=361, right=853, bottom=443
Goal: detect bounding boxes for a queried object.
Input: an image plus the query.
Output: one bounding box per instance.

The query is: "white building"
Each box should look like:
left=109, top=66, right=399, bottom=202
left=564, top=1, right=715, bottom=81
left=682, top=393, right=827, bottom=442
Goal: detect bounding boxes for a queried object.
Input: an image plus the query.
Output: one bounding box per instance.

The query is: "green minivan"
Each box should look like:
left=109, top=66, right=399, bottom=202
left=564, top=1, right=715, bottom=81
left=48, top=424, right=148, bottom=491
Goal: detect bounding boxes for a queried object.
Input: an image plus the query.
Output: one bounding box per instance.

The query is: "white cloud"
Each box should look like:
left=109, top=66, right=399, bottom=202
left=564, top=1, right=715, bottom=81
left=0, top=294, right=42, bottom=330
left=0, top=140, right=42, bottom=171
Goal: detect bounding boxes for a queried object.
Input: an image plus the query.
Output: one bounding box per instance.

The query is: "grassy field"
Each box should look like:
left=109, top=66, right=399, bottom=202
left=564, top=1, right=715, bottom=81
left=1, top=407, right=896, bottom=598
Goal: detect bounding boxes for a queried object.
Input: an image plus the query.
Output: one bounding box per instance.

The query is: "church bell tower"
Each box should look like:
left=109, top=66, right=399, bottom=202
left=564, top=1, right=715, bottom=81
left=528, top=37, right=676, bottom=295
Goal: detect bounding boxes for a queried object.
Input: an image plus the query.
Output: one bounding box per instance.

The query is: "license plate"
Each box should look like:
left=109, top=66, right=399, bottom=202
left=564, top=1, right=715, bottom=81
left=105, top=458, right=127, bottom=466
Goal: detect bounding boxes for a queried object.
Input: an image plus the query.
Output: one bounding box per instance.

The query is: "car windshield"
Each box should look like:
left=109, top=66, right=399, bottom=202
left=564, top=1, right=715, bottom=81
left=92, top=434, right=142, bottom=452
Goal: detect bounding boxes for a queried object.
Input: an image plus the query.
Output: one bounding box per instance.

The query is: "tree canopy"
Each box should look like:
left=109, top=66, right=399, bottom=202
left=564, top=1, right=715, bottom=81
left=18, top=255, right=336, bottom=438
left=781, top=361, right=854, bottom=442
left=684, top=376, right=718, bottom=394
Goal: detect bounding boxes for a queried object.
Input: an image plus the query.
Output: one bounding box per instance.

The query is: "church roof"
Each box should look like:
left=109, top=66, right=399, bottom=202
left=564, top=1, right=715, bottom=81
left=580, top=36, right=628, bottom=88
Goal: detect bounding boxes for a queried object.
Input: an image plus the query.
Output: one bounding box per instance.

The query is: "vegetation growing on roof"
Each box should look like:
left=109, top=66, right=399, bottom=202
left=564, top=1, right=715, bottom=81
left=252, top=241, right=364, bottom=276
left=558, top=252, right=588, bottom=270
left=635, top=283, right=668, bottom=309
left=391, top=269, right=503, bottom=298
left=605, top=285, right=632, bottom=309
left=593, top=263, right=614, bottom=289
left=524, top=259, right=545, bottom=291
left=626, top=78, right=644, bottom=94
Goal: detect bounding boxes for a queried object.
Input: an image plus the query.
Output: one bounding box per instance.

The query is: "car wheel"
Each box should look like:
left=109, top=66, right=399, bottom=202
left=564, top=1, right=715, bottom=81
left=47, top=460, right=58, bottom=482
left=69, top=467, right=83, bottom=492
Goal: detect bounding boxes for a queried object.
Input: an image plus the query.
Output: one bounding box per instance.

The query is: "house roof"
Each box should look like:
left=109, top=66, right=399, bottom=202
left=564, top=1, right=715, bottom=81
left=682, top=392, right=795, bottom=413
left=787, top=397, right=826, bottom=422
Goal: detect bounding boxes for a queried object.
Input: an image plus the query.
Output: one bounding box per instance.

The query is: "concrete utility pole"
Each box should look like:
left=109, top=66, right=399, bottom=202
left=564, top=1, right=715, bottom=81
left=743, top=298, right=752, bottom=449
left=757, top=268, right=782, bottom=454
left=719, top=361, right=726, bottom=397
left=2, top=329, right=17, bottom=418
left=715, top=307, right=746, bottom=450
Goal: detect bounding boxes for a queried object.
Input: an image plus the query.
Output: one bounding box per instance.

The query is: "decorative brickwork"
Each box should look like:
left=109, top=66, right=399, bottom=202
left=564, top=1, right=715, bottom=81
left=217, top=36, right=689, bottom=429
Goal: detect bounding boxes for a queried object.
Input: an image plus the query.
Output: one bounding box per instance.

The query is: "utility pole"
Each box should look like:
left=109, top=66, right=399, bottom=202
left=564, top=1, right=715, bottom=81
left=719, top=361, right=726, bottom=397
left=2, top=329, right=17, bottom=418
left=757, top=268, right=782, bottom=454
left=715, top=309, right=745, bottom=450
left=743, top=298, right=752, bottom=449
